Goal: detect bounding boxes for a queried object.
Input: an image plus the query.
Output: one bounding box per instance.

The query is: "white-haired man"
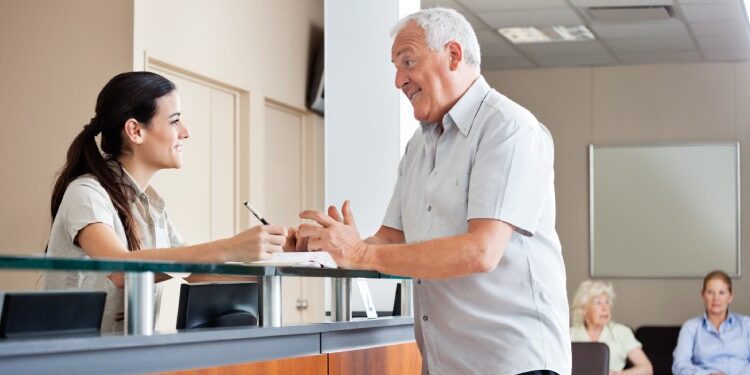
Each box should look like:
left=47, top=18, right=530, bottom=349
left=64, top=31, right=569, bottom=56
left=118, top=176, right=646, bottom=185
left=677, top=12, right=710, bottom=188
left=299, top=7, right=571, bottom=375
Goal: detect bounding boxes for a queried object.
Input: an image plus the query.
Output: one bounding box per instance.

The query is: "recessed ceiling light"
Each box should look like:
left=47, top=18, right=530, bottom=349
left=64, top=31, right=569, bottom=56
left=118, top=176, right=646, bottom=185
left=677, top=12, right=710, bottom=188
left=498, top=25, right=595, bottom=44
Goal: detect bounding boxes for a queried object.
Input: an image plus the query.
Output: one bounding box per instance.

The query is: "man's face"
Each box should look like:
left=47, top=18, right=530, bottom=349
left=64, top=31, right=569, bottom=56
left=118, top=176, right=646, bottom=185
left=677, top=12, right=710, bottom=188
left=391, top=22, right=452, bottom=123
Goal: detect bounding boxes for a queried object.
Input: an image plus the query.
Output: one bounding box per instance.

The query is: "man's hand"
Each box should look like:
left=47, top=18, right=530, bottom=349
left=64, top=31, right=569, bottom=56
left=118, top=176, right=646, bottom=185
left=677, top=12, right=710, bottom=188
left=298, top=200, right=369, bottom=269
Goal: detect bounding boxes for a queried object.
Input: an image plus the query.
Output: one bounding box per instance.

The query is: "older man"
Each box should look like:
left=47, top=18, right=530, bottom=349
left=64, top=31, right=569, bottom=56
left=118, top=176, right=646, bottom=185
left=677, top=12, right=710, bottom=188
left=299, top=7, right=571, bottom=375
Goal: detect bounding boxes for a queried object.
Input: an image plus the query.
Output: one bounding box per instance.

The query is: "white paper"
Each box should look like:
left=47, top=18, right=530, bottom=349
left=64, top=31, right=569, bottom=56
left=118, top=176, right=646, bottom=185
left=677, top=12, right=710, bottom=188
left=247, top=252, right=338, bottom=269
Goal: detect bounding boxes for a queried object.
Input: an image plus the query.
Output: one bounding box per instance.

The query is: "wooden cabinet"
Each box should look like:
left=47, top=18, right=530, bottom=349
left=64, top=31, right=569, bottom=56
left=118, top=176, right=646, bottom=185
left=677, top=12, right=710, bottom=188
left=162, top=342, right=421, bottom=375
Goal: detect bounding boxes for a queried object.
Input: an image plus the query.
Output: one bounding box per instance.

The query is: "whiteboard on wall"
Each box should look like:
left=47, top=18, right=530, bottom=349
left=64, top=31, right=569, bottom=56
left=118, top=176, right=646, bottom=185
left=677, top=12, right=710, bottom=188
left=589, top=143, right=740, bottom=277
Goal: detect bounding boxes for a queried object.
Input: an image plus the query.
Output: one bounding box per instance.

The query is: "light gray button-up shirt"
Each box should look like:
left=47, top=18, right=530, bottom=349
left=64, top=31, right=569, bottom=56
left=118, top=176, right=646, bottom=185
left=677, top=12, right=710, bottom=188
left=44, top=165, right=183, bottom=333
left=383, top=76, right=571, bottom=375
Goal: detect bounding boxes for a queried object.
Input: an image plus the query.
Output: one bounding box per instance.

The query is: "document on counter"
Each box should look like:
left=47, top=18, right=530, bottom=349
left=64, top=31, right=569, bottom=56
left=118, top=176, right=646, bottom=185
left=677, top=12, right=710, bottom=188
left=234, top=252, right=338, bottom=268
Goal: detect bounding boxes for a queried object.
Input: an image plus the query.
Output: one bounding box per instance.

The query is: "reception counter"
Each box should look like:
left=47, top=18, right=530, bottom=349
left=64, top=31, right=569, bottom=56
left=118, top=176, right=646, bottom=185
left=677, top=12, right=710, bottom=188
left=0, top=317, right=416, bottom=374
left=0, top=255, right=419, bottom=374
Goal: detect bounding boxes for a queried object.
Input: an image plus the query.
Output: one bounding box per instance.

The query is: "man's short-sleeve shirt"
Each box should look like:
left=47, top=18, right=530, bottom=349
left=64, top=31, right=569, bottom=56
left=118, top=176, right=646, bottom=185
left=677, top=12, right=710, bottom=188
left=383, top=76, right=571, bottom=375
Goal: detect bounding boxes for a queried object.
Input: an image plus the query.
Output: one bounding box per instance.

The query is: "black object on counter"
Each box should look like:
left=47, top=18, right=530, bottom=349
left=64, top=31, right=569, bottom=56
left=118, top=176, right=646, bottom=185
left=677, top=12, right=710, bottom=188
left=176, top=282, right=259, bottom=330
left=0, top=291, right=106, bottom=339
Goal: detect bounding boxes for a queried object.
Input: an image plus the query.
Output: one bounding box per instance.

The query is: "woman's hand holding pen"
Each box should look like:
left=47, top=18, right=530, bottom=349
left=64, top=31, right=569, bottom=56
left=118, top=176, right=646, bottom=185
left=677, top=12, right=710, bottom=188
left=227, top=225, right=287, bottom=261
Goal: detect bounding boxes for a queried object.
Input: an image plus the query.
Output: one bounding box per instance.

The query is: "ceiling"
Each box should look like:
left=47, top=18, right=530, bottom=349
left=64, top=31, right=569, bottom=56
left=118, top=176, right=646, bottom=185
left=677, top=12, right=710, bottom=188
left=420, top=0, right=750, bottom=69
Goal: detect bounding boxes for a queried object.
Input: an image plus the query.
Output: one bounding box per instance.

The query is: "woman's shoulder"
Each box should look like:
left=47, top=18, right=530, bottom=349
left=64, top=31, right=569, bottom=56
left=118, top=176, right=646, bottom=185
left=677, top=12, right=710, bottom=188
left=59, top=174, right=114, bottom=209
left=679, top=315, right=704, bottom=330
left=65, top=174, right=108, bottom=195
left=609, top=322, right=635, bottom=334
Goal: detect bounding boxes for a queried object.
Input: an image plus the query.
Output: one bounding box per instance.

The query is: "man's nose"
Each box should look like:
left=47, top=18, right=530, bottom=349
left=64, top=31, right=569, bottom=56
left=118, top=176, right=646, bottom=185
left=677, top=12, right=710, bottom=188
left=395, top=69, right=408, bottom=90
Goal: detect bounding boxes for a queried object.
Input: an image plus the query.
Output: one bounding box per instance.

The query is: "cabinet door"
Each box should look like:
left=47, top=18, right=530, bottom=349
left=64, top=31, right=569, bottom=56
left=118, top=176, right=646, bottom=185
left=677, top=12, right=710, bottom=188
left=147, top=64, right=240, bottom=332
left=264, top=101, right=324, bottom=324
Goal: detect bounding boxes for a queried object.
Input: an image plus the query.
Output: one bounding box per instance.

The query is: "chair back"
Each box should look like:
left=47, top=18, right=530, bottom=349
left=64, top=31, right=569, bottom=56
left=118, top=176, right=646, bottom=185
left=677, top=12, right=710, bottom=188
left=634, top=325, right=681, bottom=375
left=572, top=342, right=609, bottom=375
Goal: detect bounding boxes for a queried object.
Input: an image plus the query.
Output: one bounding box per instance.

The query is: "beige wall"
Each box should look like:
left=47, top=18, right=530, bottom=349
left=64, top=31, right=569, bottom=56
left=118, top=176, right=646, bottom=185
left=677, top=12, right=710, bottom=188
left=133, top=0, right=324, bottom=226
left=0, top=0, right=134, bottom=289
left=485, top=63, right=749, bottom=327
left=0, top=0, right=323, bottom=289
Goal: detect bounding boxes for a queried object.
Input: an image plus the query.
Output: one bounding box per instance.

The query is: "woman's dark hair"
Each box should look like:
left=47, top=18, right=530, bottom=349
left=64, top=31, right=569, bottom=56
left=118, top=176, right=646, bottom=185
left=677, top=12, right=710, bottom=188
left=50, top=72, right=176, bottom=250
left=703, top=270, right=732, bottom=293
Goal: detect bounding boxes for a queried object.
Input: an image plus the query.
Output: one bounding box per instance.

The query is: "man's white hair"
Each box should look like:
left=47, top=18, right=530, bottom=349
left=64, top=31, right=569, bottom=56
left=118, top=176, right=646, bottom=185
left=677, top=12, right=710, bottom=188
left=390, top=7, right=481, bottom=68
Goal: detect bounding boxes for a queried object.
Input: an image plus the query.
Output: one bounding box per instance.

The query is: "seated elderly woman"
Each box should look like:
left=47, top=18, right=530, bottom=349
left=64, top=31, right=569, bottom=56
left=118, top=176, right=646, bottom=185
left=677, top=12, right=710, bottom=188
left=672, top=270, right=750, bottom=375
left=571, top=280, right=653, bottom=375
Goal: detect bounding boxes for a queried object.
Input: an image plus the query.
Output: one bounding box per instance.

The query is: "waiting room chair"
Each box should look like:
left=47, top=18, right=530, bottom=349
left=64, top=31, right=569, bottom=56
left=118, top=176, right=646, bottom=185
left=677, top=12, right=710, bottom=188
left=634, top=325, right=681, bottom=375
left=572, top=342, right=609, bottom=375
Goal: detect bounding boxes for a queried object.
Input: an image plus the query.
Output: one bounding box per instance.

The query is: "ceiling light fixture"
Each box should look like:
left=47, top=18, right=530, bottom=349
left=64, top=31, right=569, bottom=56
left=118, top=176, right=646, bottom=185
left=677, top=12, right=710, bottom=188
left=498, top=25, right=595, bottom=44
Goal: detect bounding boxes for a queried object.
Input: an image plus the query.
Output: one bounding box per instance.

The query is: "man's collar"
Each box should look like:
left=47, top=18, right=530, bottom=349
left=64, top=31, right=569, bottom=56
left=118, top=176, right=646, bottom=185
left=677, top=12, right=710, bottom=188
left=419, top=75, right=490, bottom=137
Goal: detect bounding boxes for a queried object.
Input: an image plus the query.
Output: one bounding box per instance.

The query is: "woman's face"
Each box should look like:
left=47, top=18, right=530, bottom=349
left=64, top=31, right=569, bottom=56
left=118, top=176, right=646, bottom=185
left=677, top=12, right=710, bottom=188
left=140, top=91, right=189, bottom=170
left=584, top=293, right=612, bottom=328
left=702, top=278, right=733, bottom=317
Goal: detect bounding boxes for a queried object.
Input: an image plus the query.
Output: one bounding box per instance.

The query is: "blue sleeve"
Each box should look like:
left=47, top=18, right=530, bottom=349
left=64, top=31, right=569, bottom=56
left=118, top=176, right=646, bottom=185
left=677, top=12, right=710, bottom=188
left=672, top=318, right=713, bottom=375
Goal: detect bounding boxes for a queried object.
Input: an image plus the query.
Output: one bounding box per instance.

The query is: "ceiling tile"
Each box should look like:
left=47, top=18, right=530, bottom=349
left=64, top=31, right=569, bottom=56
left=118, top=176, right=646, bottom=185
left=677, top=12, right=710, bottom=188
left=696, top=34, right=750, bottom=50
left=477, top=8, right=582, bottom=28
left=606, top=36, right=696, bottom=52
left=703, top=48, right=750, bottom=61
left=680, top=2, right=745, bottom=21
left=482, top=55, right=536, bottom=69
left=570, top=0, right=674, bottom=6
left=481, top=43, right=523, bottom=58
left=420, top=0, right=490, bottom=30
left=678, top=0, right=737, bottom=4
left=517, top=40, right=609, bottom=57
left=591, top=19, right=690, bottom=39
left=689, top=20, right=749, bottom=35
left=456, top=0, right=569, bottom=12
left=614, top=50, right=702, bottom=64
left=535, top=53, right=618, bottom=67
left=475, top=29, right=506, bottom=44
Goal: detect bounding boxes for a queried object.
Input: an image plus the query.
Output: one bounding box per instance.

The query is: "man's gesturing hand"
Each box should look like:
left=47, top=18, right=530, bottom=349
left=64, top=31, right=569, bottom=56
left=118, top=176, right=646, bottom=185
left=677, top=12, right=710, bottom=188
left=298, top=200, right=369, bottom=269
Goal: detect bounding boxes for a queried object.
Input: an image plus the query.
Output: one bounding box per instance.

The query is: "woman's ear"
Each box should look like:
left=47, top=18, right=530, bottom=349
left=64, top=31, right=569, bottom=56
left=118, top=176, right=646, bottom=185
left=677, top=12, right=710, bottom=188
left=123, top=119, right=145, bottom=145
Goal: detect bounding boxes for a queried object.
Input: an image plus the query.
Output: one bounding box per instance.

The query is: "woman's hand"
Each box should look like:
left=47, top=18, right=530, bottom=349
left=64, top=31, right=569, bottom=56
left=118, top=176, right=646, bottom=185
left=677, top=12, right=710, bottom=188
left=227, top=225, right=287, bottom=261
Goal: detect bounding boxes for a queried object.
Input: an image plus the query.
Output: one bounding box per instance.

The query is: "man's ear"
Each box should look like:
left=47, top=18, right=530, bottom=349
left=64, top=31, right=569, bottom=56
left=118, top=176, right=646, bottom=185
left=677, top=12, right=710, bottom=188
left=446, top=41, right=463, bottom=71
left=123, top=119, right=145, bottom=145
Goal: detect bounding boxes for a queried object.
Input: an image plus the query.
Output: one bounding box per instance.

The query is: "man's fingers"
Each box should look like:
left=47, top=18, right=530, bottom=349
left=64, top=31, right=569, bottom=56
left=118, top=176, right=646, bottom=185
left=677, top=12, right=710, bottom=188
left=342, top=200, right=356, bottom=227
left=297, top=224, right=325, bottom=239
left=307, top=237, right=323, bottom=251
left=299, top=210, right=337, bottom=228
left=295, top=235, right=309, bottom=252
left=328, top=205, right=342, bottom=222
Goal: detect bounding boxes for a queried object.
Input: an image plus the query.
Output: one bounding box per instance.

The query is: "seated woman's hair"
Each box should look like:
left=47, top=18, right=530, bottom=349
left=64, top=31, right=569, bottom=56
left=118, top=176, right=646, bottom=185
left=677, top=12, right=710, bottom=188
left=571, top=280, right=615, bottom=326
left=703, top=270, right=732, bottom=292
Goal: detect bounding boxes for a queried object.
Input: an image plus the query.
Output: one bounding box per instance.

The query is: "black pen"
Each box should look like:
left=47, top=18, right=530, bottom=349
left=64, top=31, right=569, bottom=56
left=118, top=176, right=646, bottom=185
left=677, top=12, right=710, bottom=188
left=243, top=201, right=270, bottom=225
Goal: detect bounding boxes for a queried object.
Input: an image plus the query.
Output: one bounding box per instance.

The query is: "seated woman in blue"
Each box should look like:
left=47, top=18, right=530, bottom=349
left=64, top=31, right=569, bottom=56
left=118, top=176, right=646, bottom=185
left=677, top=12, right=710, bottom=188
left=570, top=280, right=653, bottom=375
left=673, top=270, right=750, bottom=375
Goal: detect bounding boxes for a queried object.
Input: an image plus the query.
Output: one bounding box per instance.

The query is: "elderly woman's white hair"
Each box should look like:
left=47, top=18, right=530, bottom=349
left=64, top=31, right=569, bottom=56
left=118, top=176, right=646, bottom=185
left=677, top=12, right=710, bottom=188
left=571, top=280, right=616, bottom=326
left=390, top=7, right=482, bottom=68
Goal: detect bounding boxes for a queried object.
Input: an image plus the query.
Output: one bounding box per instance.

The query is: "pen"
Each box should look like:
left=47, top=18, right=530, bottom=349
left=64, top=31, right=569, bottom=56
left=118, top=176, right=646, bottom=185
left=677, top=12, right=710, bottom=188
left=243, top=201, right=270, bottom=225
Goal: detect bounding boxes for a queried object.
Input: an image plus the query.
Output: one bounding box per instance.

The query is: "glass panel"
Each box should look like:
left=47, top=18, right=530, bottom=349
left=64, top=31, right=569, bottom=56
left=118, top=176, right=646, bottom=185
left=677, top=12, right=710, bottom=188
left=0, top=255, right=407, bottom=279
